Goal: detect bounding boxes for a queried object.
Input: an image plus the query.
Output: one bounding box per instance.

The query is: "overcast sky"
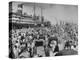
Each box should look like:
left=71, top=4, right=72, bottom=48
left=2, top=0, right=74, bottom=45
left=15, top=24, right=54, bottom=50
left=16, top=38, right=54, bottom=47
left=12, top=2, right=78, bottom=25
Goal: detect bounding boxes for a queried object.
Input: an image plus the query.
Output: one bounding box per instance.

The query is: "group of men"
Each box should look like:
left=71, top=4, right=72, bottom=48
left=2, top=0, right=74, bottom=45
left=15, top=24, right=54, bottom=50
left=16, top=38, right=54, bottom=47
left=9, top=26, right=78, bottom=58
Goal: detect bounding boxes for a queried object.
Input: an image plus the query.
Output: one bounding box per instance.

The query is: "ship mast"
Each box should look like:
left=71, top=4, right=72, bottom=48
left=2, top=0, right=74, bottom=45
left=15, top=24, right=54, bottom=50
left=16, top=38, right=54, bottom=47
left=33, top=3, right=36, bottom=20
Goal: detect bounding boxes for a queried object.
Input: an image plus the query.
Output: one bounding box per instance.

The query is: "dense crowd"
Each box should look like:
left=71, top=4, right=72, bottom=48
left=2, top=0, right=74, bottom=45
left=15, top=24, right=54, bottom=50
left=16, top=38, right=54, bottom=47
left=9, top=22, right=78, bottom=58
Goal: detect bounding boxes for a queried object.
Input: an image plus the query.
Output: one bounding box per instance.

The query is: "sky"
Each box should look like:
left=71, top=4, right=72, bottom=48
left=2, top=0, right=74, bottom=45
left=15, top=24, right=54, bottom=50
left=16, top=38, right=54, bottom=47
left=12, top=1, right=78, bottom=25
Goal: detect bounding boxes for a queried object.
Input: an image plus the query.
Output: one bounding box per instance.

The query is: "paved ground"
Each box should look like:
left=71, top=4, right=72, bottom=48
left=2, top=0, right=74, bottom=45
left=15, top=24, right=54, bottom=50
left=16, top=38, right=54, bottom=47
left=55, top=49, right=78, bottom=56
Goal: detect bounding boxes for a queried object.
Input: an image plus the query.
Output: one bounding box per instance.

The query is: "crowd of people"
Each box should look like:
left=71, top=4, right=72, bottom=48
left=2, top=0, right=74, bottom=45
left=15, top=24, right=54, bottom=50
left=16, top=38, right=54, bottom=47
left=9, top=22, right=78, bottom=59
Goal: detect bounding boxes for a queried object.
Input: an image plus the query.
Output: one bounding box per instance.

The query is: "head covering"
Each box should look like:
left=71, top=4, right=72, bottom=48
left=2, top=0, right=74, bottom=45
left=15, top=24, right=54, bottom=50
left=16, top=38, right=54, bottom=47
left=49, top=36, right=58, bottom=42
